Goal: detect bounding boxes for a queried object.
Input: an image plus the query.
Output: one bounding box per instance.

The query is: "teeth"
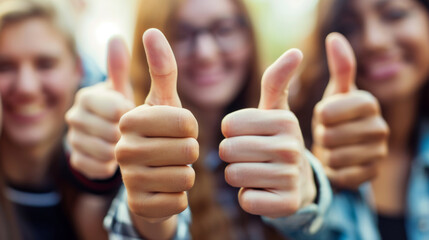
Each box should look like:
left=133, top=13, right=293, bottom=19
left=14, top=104, right=45, bottom=116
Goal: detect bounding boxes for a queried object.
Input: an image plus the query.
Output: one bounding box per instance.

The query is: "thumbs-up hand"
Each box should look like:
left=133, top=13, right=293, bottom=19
left=66, top=37, right=134, bottom=179
left=312, top=33, right=389, bottom=190
left=115, top=29, right=198, bottom=230
left=220, top=49, right=316, bottom=218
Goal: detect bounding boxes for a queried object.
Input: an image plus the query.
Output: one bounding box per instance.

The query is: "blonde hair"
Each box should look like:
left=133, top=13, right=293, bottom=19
left=0, top=0, right=78, bottom=59
left=0, top=1, right=79, bottom=239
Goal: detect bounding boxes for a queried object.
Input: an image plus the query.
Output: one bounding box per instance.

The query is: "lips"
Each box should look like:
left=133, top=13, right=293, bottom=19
left=361, top=55, right=404, bottom=83
left=191, top=68, right=225, bottom=86
left=5, top=102, right=47, bottom=124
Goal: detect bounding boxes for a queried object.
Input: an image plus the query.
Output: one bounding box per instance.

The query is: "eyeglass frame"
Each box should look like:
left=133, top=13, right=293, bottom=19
left=171, top=16, right=250, bottom=58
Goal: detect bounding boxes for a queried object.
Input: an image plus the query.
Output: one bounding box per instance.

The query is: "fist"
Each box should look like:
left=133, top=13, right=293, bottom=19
left=115, top=29, right=198, bottom=222
left=312, top=33, right=389, bottom=190
left=220, top=49, right=316, bottom=218
left=66, top=38, right=134, bottom=179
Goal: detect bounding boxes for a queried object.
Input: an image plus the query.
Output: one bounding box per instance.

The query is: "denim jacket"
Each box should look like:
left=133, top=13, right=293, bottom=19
left=270, top=119, right=429, bottom=240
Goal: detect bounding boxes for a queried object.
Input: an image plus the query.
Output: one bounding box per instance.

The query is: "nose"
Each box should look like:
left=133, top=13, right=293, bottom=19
left=13, top=63, right=41, bottom=99
left=361, top=20, right=391, bottom=53
left=193, top=33, right=221, bottom=63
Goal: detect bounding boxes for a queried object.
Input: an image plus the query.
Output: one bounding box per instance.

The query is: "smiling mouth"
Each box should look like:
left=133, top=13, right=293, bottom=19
left=192, top=70, right=224, bottom=86
left=6, top=103, right=48, bottom=123
left=363, top=61, right=403, bottom=82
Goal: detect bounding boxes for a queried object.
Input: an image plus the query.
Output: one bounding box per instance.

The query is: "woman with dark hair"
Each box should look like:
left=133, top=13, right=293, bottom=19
left=293, top=0, right=429, bottom=239
left=66, top=0, right=332, bottom=239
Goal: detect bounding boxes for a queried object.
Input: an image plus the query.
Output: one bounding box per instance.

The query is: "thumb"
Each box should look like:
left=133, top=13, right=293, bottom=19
left=259, top=49, right=303, bottom=110
left=107, top=37, right=134, bottom=100
left=325, top=32, right=357, bottom=96
left=143, top=28, right=181, bottom=107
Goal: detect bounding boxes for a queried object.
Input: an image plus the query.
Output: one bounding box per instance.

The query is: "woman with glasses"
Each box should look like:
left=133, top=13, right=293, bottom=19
left=67, top=0, right=331, bottom=239
left=290, top=0, right=429, bottom=239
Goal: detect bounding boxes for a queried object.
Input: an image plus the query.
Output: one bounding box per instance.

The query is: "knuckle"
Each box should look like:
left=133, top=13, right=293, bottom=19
left=118, top=112, right=131, bottom=133
left=281, top=195, right=301, bottom=215
left=321, top=127, right=334, bottom=147
left=182, top=138, right=199, bottom=164
left=115, top=137, right=134, bottom=164
left=358, top=91, right=380, bottom=114
left=331, top=172, right=347, bottom=189
left=93, top=165, right=116, bottom=180
left=279, top=167, right=300, bottom=185
left=118, top=109, right=139, bottom=133
left=221, top=114, right=234, bottom=137
left=276, top=111, right=300, bottom=133
left=314, top=125, right=331, bottom=147
left=218, top=139, right=230, bottom=162
left=180, top=167, right=196, bottom=191
left=75, top=88, right=88, bottom=102
left=239, top=194, right=255, bottom=213
left=314, top=102, right=330, bottom=124
left=378, top=143, right=389, bottom=159
left=175, top=193, right=189, bottom=214
left=371, top=117, right=390, bottom=140
left=111, top=106, right=126, bottom=122
left=65, top=108, right=74, bottom=123
left=279, top=111, right=299, bottom=124
left=69, top=154, right=84, bottom=171
left=76, top=87, right=97, bottom=106
left=177, top=109, right=198, bottom=137
left=377, top=118, right=390, bottom=138
left=127, top=197, right=144, bottom=216
left=65, top=109, right=81, bottom=127
left=326, top=150, right=341, bottom=168
left=101, top=147, right=116, bottom=162
left=67, top=131, right=81, bottom=148
left=224, top=165, right=239, bottom=186
left=275, top=142, right=301, bottom=164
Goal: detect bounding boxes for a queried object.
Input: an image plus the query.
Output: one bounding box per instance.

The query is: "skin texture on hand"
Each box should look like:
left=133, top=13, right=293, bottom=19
left=220, top=49, right=317, bottom=218
left=312, top=33, right=389, bottom=190
left=66, top=38, right=134, bottom=180
left=114, top=29, right=198, bottom=240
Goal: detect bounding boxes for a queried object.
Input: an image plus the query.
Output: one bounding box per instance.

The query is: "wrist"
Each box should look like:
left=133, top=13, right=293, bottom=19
left=130, top=210, right=178, bottom=240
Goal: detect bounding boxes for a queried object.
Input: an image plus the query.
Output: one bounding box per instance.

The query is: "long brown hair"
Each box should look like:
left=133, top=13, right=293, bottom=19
left=130, top=0, right=292, bottom=239
left=0, top=0, right=79, bottom=239
left=295, top=0, right=429, bottom=147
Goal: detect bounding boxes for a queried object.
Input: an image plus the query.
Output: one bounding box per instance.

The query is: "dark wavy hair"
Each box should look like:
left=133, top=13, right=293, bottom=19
left=294, top=0, right=429, bottom=147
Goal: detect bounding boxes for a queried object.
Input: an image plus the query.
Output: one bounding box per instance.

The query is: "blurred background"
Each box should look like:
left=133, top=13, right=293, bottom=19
left=73, top=0, right=319, bottom=72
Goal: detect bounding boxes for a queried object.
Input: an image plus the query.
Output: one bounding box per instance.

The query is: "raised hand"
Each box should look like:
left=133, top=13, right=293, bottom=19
left=115, top=29, right=198, bottom=226
left=312, top=33, right=389, bottom=190
left=220, top=49, right=316, bottom=218
left=66, top=38, right=134, bottom=179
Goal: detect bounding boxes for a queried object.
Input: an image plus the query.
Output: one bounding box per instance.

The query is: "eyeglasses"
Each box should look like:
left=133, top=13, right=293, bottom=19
left=172, top=16, right=249, bottom=58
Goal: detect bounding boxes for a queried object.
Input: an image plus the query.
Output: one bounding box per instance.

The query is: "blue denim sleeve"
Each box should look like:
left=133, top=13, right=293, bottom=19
left=104, top=186, right=191, bottom=240
left=262, top=150, right=333, bottom=239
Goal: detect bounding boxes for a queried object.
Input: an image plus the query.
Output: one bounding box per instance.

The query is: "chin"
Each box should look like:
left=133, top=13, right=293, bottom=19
left=4, top=127, right=56, bottom=147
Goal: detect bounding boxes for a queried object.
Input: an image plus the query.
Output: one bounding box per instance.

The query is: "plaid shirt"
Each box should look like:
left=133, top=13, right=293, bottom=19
left=103, top=186, right=191, bottom=240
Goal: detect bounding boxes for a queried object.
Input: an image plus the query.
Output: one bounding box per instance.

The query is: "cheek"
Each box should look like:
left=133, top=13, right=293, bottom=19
left=0, top=76, right=14, bottom=95
left=226, top=44, right=252, bottom=78
left=43, top=69, right=80, bottom=107
left=397, top=28, right=429, bottom=90
left=399, top=14, right=429, bottom=71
